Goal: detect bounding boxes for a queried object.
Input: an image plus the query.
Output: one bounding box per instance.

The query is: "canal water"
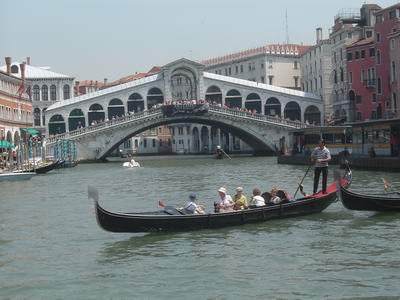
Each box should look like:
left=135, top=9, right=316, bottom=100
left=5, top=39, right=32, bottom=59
left=1, top=157, right=400, bottom=299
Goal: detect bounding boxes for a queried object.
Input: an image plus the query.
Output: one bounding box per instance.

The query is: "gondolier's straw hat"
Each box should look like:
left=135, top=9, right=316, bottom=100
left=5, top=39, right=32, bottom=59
left=218, top=187, right=227, bottom=194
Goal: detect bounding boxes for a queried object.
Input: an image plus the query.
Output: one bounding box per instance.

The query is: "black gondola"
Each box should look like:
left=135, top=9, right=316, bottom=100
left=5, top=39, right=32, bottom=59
left=90, top=168, right=352, bottom=233
left=24, top=160, right=59, bottom=174
left=340, top=185, right=400, bottom=212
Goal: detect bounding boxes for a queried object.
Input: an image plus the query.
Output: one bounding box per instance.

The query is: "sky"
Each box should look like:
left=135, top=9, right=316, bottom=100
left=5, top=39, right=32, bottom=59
left=1, top=0, right=397, bottom=81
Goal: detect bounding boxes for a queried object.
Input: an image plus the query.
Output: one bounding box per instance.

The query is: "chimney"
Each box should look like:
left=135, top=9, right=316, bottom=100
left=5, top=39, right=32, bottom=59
left=26, top=57, right=31, bottom=65
left=5, top=57, right=11, bottom=74
left=316, top=27, right=323, bottom=43
left=104, top=78, right=108, bottom=85
left=19, top=62, right=26, bottom=81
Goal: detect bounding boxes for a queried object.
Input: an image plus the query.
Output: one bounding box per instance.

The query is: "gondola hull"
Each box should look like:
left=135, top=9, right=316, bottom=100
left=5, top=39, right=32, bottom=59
left=93, top=170, right=351, bottom=233
left=340, top=186, right=400, bottom=211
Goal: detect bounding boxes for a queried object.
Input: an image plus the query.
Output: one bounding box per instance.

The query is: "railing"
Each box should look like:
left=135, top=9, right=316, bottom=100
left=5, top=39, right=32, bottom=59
left=47, top=104, right=313, bottom=144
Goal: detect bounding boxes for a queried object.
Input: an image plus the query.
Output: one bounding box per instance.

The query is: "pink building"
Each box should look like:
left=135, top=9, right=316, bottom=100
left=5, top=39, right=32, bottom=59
left=388, top=28, right=400, bottom=118
left=346, top=38, right=377, bottom=121
left=374, top=3, right=400, bottom=119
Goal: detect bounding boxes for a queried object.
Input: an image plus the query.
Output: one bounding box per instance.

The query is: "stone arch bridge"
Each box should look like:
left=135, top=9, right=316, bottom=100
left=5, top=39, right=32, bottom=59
left=47, top=105, right=311, bottom=161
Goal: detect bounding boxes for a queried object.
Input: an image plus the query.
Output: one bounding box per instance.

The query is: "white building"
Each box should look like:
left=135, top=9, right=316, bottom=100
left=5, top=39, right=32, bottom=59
left=202, top=44, right=310, bottom=90
left=0, top=57, right=74, bottom=133
left=300, top=28, right=333, bottom=121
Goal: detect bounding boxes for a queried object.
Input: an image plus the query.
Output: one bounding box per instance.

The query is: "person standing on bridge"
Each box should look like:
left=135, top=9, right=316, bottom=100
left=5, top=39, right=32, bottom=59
left=311, top=139, right=331, bottom=194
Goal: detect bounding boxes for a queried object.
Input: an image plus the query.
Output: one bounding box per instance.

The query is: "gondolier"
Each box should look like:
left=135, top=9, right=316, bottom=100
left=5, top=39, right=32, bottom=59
left=311, top=139, right=331, bottom=194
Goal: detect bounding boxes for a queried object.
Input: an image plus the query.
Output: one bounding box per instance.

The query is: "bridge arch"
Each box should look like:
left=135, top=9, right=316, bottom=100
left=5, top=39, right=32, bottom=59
left=48, top=114, right=66, bottom=135
left=88, top=103, right=105, bottom=125
left=265, top=97, right=281, bottom=117
left=68, top=108, right=85, bottom=131
left=127, top=93, right=144, bottom=113
left=284, top=101, right=301, bottom=121
left=304, top=105, right=321, bottom=125
left=108, top=98, right=125, bottom=119
left=97, top=114, right=278, bottom=159
left=225, top=89, right=242, bottom=109
left=245, top=93, right=261, bottom=113
left=147, top=87, right=164, bottom=109
left=205, top=85, right=222, bottom=105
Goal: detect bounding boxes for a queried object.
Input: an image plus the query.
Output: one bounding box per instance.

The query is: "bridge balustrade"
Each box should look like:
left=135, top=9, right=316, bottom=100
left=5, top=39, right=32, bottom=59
left=47, top=103, right=312, bottom=144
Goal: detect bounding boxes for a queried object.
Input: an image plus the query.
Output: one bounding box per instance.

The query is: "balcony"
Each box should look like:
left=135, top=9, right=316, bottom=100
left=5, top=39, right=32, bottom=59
left=363, top=79, right=376, bottom=88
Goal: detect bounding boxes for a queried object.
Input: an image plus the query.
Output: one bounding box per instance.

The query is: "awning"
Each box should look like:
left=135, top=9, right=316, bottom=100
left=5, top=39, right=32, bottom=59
left=0, top=140, right=14, bottom=148
left=21, top=128, right=40, bottom=136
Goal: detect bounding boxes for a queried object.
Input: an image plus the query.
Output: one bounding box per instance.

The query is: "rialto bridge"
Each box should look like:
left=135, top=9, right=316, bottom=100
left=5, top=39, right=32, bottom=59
left=45, top=58, right=322, bottom=160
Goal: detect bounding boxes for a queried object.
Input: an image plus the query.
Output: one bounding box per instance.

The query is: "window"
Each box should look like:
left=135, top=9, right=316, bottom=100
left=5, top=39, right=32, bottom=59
left=268, top=76, right=274, bottom=85
left=355, top=51, right=360, bottom=59
left=361, top=70, right=366, bottom=82
left=334, top=52, right=337, bottom=63
left=41, top=85, right=48, bottom=101
left=261, top=76, right=265, bottom=83
left=235, top=66, right=239, bottom=74
left=356, top=95, right=362, bottom=104
left=392, top=61, right=396, bottom=81
left=389, top=10, right=396, bottom=19
left=377, top=77, right=382, bottom=94
left=33, top=85, right=40, bottom=101
left=340, top=68, right=344, bottom=82
left=294, top=61, right=298, bottom=69
left=178, top=127, right=183, bottom=135
left=294, top=76, right=299, bottom=88
left=369, top=48, right=375, bottom=57
left=356, top=112, right=362, bottom=120
left=348, top=32, right=352, bottom=39
left=228, top=67, right=231, bottom=75
left=377, top=50, right=381, bottom=64
left=391, top=39, right=395, bottom=50
left=261, top=63, right=264, bottom=69
left=248, top=64, right=251, bottom=71
left=50, top=85, right=56, bottom=100
left=361, top=50, right=365, bottom=59
left=366, top=30, right=373, bottom=38
left=376, top=32, right=381, bottom=42
left=347, top=52, right=353, bottom=61
left=63, top=85, right=70, bottom=99
left=334, top=70, right=337, bottom=84
left=224, top=69, right=228, bottom=75
left=372, top=93, right=377, bottom=102
left=371, top=110, right=377, bottom=119
left=376, top=14, right=383, bottom=23
left=186, top=126, right=190, bottom=134
left=143, top=139, right=147, bottom=148
left=240, top=65, right=243, bottom=73
left=152, top=139, right=156, bottom=147
left=340, top=48, right=343, bottom=60
left=349, top=72, right=353, bottom=84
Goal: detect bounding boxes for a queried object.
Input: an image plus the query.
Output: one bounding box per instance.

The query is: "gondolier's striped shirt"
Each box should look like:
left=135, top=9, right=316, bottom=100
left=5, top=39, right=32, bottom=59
left=311, top=146, right=331, bottom=168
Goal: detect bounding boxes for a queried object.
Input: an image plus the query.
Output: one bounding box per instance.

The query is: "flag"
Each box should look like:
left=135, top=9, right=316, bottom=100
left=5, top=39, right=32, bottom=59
left=158, top=200, right=166, bottom=208
left=17, top=81, right=25, bottom=98
left=382, top=178, right=391, bottom=192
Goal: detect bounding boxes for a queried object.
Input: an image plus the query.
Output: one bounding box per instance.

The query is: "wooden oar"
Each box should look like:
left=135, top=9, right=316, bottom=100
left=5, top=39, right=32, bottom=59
left=221, top=148, right=232, bottom=160
left=293, top=164, right=312, bottom=199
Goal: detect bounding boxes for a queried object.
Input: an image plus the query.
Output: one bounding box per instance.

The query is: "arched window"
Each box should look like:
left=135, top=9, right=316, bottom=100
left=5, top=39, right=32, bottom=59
left=68, top=108, right=85, bottom=131
left=42, top=85, right=48, bottom=101
left=42, top=108, right=46, bottom=126
left=264, top=97, right=281, bottom=116
left=284, top=101, right=301, bottom=121
left=33, top=85, right=40, bottom=101
left=245, top=93, right=261, bottom=113
left=147, top=87, right=164, bottom=109
left=48, top=114, right=66, bottom=135
left=50, top=85, right=57, bottom=100
left=225, top=89, right=242, bottom=109
left=304, top=105, right=321, bottom=125
left=205, top=85, right=222, bottom=105
left=63, top=84, right=70, bottom=100
left=11, top=65, right=19, bottom=74
left=88, top=103, right=105, bottom=125
left=34, top=108, right=41, bottom=126
left=108, top=98, right=125, bottom=119
left=127, top=93, right=144, bottom=113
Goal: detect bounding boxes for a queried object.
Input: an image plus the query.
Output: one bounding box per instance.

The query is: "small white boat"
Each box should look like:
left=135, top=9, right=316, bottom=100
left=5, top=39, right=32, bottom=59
left=122, top=159, right=141, bottom=168
left=0, top=172, right=36, bottom=182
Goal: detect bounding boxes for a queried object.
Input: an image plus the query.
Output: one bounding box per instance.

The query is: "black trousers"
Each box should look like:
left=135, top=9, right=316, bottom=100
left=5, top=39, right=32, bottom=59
left=314, top=167, right=328, bottom=194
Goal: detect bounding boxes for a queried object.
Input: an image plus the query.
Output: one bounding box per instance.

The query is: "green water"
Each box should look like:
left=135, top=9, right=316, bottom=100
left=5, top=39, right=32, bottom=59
left=1, top=157, right=399, bottom=299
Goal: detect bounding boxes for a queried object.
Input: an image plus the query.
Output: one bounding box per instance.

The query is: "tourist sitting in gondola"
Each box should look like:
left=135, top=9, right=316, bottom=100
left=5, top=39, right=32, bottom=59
left=214, top=187, right=234, bottom=212
left=249, top=188, right=265, bottom=207
left=184, top=193, right=205, bottom=215
left=233, top=187, right=248, bottom=210
left=269, top=187, right=282, bottom=205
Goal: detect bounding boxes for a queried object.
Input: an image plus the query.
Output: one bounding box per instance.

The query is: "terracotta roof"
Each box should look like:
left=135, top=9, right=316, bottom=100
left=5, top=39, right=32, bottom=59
left=347, top=37, right=374, bottom=48
left=201, top=44, right=311, bottom=67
